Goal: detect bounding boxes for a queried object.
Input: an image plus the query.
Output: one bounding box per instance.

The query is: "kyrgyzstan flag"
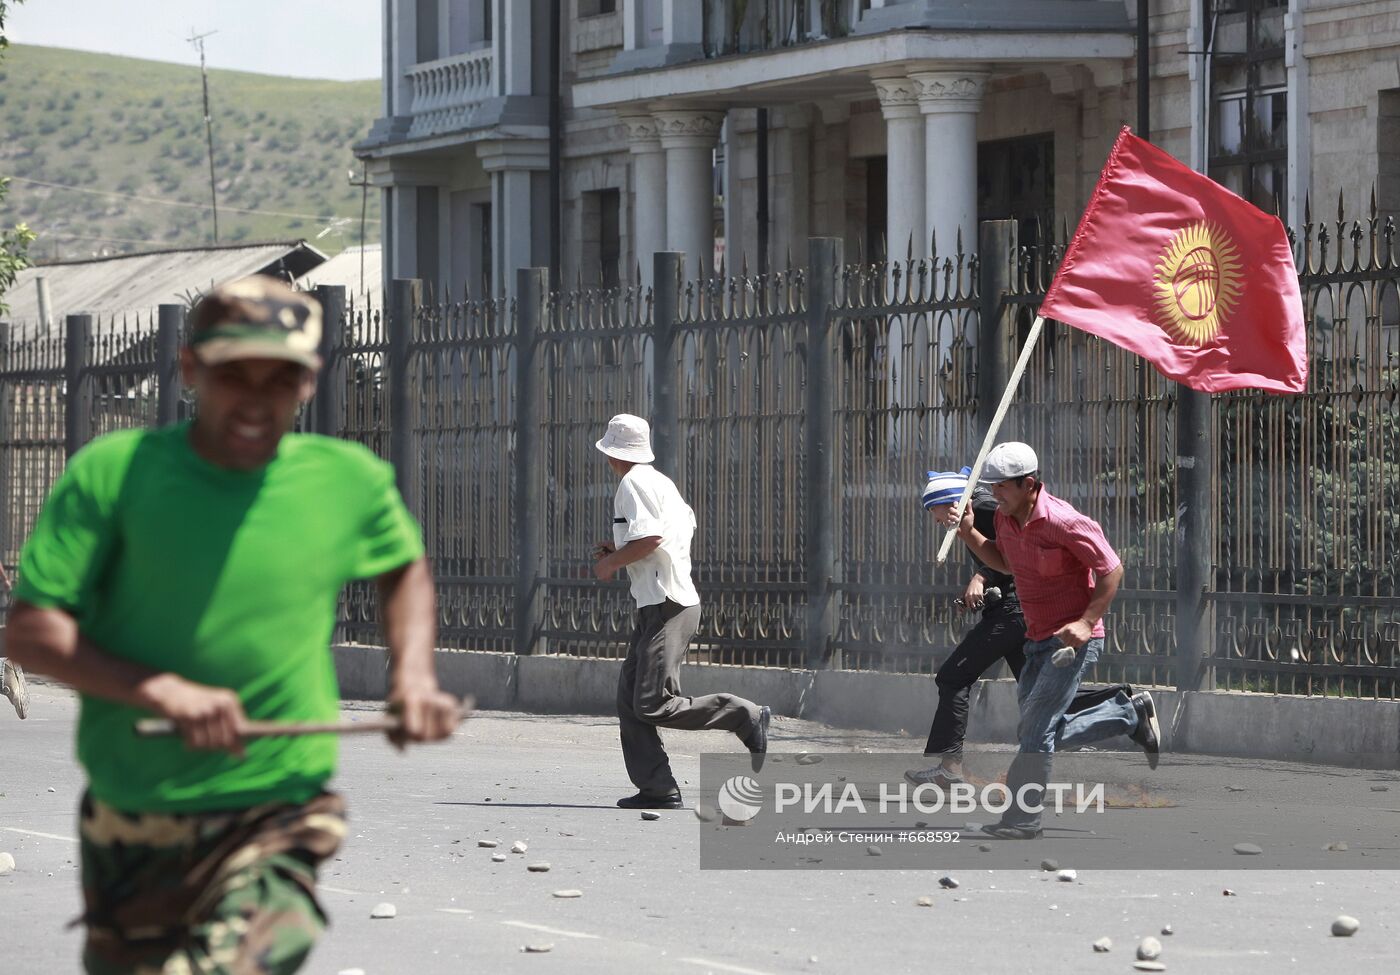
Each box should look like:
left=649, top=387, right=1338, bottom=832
left=1040, top=127, right=1307, bottom=394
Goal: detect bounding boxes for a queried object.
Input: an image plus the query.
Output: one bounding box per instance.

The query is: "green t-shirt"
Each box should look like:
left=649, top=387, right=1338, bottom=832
left=15, top=422, right=424, bottom=813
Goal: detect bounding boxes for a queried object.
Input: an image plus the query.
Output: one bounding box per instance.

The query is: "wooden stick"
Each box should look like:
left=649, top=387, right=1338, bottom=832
left=936, top=314, right=1049, bottom=565
left=134, top=699, right=474, bottom=740
left=135, top=717, right=404, bottom=738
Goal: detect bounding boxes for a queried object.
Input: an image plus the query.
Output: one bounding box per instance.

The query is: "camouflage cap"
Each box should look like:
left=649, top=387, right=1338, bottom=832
left=188, top=276, right=322, bottom=370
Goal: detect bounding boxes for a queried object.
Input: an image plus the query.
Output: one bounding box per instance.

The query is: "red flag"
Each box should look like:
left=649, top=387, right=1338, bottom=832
left=1040, top=127, right=1307, bottom=394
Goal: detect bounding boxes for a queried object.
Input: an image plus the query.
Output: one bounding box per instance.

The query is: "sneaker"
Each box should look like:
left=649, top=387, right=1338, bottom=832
left=903, top=765, right=964, bottom=788
left=980, top=823, right=1042, bottom=840
left=1130, top=691, right=1160, bottom=770
left=617, top=791, right=684, bottom=810
left=745, top=706, right=772, bottom=773
left=2, top=659, right=28, bottom=720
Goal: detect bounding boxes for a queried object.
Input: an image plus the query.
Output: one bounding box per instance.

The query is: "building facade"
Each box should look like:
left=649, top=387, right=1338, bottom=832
left=357, top=0, right=1400, bottom=296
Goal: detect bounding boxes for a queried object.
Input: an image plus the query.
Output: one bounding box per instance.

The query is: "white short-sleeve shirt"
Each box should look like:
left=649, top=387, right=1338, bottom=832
left=611, top=465, right=700, bottom=608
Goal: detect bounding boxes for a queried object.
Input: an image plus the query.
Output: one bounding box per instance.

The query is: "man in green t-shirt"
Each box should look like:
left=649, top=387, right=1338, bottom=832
left=4, top=277, right=462, bottom=975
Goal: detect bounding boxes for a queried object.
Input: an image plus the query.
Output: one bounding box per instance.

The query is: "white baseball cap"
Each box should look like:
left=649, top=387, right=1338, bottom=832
left=595, top=413, right=655, bottom=464
left=978, top=442, right=1039, bottom=483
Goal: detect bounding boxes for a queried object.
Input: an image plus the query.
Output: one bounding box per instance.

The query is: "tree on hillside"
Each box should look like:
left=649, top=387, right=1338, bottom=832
left=0, top=0, right=37, bottom=317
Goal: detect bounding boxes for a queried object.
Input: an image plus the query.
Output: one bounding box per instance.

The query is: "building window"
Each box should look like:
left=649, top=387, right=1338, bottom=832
left=1206, top=0, right=1287, bottom=211
left=582, top=189, right=622, bottom=289
left=978, top=134, right=1054, bottom=253
left=579, top=0, right=617, bottom=15
left=474, top=202, right=493, bottom=296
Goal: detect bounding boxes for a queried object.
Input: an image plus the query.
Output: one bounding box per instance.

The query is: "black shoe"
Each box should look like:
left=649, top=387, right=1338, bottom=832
left=617, top=790, right=683, bottom=810
left=1130, top=691, right=1161, bottom=770
left=980, top=823, right=1042, bottom=840
left=746, top=706, right=772, bottom=773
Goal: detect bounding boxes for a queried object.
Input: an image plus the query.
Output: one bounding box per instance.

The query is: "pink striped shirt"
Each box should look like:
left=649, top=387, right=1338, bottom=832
left=992, top=489, right=1122, bottom=641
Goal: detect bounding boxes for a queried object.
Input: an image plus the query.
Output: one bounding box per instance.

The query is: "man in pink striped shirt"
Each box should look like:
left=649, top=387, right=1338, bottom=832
left=953, top=442, right=1160, bottom=839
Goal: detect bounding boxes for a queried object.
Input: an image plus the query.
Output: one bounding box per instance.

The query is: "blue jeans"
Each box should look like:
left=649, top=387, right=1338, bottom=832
left=999, top=636, right=1139, bottom=830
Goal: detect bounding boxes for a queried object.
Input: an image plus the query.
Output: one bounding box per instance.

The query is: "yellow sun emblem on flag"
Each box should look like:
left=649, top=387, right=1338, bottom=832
left=1152, top=221, right=1243, bottom=346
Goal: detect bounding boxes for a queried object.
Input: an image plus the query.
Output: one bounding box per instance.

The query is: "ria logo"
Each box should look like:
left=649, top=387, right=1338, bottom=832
left=717, top=775, right=764, bottom=822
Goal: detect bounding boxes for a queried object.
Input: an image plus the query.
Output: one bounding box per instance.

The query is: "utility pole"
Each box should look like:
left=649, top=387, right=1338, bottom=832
left=348, top=164, right=372, bottom=298
left=188, top=28, right=220, bottom=244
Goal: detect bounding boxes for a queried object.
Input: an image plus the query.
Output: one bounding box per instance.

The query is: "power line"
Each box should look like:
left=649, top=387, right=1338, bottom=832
left=6, top=175, right=380, bottom=223
left=34, top=229, right=178, bottom=247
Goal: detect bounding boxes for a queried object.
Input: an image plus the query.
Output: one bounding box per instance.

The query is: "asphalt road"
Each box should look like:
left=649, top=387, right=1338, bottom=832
left=2, top=683, right=1397, bottom=974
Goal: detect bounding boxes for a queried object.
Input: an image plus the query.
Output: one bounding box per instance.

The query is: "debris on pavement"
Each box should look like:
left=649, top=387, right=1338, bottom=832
left=1331, top=916, right=1360, bottom=937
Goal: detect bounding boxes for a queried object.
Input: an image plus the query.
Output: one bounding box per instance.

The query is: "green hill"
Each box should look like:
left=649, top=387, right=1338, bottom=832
left=0, top=45, right=380, bottom=259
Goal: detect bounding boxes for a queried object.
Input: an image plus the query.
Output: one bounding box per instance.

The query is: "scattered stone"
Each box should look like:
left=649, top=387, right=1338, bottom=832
left=478, top=840, right=499, bottom=848
left=809, top=956, right=818, bottom=964
left=1232, top=843, right=1263, bottom=856
left=1133, top=964, right=1166, bottom=973
left=640, top=811, right=661, bottom=821
left=1225, top=786, right=1247, bottom=792
left=522, top=943, right=554, bottom=953
left=978, top=844, right=992, bottom=853
left=527, top=862, right=551, bottom=873
left=1161, top=924, right=1174, bottom=936
left=1222, top=889, right=1236, bottom=896
left=796, top=754, right=823, bottom=766
left=338, top=969, right=367, bottom=975
left=46, top=787, right=55, bottom=793
left=938, top=875, right=959, bottom=889
left=553, top=889, right=582, bottom=899
left=1092, top=937, right=1112, bottom=953
left=1040, top=859, right=1059, bottom=872
left=694, top=803, right=720, bottom=823
left=916, top=896, right=934, bottom=907
left=370, top=902, right=397, bottom=919
left=491, top=853, right=507, bottom=863
left=1331, top=916, right=1360, bottom=937
left=1137, top=936, right=1162, bottom=960
left=1371, top=786, right=1388, bottom=792
left=865, top=846, right=881, bottom=857
left=1326, top=841, right=1349, bottom=852
left=0, top=853, right=14, bottom=876
left=511, top=841, right=529, bottom=854
left=1057, top=869, right=1078, bottom=883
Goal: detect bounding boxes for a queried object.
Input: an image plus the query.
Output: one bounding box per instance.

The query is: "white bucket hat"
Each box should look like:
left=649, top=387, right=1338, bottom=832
left=596, top=413, right=655, bottom=464
left=978, top=442, right=1039, bottom=483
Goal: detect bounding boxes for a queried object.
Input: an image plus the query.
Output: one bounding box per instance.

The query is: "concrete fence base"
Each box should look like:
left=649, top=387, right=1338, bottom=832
left=335, top=645, right=1400, bottom=769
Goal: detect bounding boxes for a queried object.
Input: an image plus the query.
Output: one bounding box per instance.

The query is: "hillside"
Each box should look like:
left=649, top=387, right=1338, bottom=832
left=0, top=45, right=381, bottom=259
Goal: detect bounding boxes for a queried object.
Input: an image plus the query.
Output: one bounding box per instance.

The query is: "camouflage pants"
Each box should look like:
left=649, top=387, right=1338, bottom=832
left=77, top=791, right=347, bottom=975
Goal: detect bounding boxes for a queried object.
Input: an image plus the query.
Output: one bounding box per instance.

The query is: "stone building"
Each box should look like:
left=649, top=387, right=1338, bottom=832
left=356, top=1, right=1400, bottom=295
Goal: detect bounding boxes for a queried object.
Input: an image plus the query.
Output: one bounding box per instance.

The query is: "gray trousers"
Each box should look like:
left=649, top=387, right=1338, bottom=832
left=617, top=599, right=760, bottom=795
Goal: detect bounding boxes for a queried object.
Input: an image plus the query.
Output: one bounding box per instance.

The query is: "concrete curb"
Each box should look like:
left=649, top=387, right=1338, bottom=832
left=333, top=645, right=1400, bottom=769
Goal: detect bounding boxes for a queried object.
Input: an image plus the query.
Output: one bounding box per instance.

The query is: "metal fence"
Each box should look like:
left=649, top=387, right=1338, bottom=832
left=1, top=207, right=1397, bottom=697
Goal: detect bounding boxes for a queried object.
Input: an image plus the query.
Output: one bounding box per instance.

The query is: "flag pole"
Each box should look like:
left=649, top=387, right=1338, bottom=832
left=936, top=314, right=1048, bottom=564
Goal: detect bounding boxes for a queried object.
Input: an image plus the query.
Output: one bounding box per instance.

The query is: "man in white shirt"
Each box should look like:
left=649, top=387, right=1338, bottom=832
left=592, top=414, right=771, bottom=809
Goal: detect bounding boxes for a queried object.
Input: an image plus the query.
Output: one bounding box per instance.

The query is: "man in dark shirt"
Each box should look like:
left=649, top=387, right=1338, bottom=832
left=906, top=468, right=1128, bottom=787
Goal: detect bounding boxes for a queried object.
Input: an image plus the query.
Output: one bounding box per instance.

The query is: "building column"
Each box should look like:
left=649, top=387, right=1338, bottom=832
left=622, top=114, right=667, bottom=287
left=912, top=68, right=986, bottom=259
left=655, top=109, right=725, bottom=277
left=478, top=139, right=550, bottom=296
left=774, top=106, right=813, bottom=268
left=873, top=76, right=925, bottom=265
